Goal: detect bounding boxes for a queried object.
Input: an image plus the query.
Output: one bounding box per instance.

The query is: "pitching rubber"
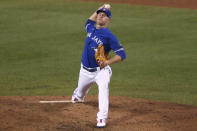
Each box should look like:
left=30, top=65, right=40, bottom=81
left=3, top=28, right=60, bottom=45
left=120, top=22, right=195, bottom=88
left=39, top=100, right=72, bottom=103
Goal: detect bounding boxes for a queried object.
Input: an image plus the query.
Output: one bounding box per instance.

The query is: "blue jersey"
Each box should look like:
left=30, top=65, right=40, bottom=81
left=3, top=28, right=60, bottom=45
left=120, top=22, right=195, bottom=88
left=81, top=19, right=126, bottom=68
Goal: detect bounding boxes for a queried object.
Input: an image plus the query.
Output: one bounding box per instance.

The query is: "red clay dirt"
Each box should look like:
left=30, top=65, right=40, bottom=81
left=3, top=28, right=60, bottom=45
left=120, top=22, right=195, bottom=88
left=82, top=0, right=197, bottom=9
left=0, top=96, right=197, bottom=131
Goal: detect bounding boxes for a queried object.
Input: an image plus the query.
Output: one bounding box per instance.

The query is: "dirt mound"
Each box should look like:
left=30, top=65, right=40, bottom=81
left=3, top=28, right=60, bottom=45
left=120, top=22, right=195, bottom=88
left=82, top=0, right=197, bottom=9
left=0, top=96, right=197, bottom=131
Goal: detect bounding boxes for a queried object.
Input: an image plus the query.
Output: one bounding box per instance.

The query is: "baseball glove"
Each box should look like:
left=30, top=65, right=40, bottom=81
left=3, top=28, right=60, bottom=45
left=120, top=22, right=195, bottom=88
left=95, top=45, right=110, bottom=68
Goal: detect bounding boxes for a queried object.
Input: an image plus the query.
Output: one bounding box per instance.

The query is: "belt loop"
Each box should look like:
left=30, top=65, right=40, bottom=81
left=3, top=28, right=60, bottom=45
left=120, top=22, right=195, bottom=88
left=97, top=67, right=100, bottom=71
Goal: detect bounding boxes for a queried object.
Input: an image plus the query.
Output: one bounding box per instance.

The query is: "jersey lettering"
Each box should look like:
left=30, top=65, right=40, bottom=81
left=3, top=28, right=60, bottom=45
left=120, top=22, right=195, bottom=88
left=91, top=36, right=103, bottom=45
left=87, top=33, right=92, bottom=38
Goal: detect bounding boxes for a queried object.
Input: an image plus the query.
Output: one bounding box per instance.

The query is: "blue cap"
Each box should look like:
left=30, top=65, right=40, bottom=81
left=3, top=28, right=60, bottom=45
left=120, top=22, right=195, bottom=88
left=96, top=8, right=112, bottom=19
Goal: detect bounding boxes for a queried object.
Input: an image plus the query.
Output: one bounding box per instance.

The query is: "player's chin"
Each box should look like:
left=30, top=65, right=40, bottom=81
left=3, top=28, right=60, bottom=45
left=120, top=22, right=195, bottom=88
left=97, top=20, right=103, bottom=24
left=97, top=21, right=105, bottom=26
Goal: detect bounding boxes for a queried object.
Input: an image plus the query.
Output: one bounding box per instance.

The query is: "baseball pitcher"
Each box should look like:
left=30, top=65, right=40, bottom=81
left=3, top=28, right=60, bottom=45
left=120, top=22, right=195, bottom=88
left=71, top=4, right=126, bottom=128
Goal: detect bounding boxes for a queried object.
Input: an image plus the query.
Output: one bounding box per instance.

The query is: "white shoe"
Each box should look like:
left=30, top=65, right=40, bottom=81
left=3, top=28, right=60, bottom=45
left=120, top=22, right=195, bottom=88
left=96, top=119, right=106, bottom=128
left=71, top=96, right=84, bottom=103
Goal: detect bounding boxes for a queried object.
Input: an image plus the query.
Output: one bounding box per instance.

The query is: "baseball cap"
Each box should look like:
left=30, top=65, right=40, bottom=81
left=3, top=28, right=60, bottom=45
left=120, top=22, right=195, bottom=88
left=96, top=8, right=112, bottom=19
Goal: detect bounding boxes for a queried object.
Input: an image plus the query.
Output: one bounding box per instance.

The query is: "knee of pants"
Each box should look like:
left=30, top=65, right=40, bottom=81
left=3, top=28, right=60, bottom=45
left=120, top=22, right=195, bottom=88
left=98, top=83, right=109, bottom=90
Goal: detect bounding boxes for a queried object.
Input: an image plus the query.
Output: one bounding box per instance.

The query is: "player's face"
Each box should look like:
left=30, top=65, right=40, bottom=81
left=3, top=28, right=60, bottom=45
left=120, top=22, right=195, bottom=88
left=96, top=12, right=110, bottom=27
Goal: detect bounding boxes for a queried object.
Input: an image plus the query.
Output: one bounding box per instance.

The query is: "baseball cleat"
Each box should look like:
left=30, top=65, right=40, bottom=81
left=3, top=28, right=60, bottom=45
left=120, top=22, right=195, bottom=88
left=71, top=96, right=84, bottom=103
left=96, top=119, right=106, bottom=128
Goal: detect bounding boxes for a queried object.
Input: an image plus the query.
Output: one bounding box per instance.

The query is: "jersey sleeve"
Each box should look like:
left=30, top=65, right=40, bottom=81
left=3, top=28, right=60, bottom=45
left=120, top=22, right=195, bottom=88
left=85, top=19, right=96, bottom=33
left=109, top=35, right=126, bottom=60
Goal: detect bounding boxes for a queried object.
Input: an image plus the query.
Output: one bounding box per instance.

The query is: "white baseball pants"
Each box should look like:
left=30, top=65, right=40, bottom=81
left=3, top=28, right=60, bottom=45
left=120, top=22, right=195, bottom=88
left=72, top=64, right=112, bottom=121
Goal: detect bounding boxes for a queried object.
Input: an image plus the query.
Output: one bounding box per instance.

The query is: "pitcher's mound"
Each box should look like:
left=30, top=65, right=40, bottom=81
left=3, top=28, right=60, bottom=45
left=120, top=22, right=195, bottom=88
left=0, top=96, right=197, bottom=131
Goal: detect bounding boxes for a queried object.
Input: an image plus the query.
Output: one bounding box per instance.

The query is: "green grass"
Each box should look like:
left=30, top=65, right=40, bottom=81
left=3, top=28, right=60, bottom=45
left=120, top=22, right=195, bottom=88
left=0, top=0, right=197, bottom=105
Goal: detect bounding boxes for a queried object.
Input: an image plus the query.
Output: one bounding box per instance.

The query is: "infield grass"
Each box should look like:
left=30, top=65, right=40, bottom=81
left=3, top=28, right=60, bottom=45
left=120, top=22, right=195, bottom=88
left=0, top=0, right=197, bottom=105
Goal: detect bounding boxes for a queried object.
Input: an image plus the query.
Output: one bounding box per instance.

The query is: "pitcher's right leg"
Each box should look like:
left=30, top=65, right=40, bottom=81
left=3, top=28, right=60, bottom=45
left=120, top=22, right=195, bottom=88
left=72, top=67, right=94, bottom=103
